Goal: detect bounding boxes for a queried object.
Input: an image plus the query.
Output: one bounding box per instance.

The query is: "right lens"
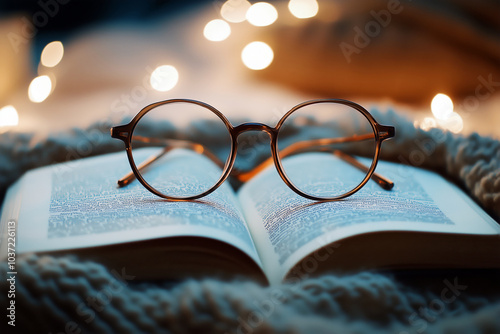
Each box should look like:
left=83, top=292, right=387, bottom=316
left=277, top=100, right=377, bottom=199
left=130, top=100, right=232, bottom=199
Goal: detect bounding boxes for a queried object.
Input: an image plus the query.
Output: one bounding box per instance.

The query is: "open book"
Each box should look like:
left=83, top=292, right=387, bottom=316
left=1, top=149, right=499, bottom=285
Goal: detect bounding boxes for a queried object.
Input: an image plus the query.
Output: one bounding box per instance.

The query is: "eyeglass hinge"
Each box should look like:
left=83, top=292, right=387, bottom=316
left=110, top=126, right=129, bottom=141
left=378, top=125, right=395, bottom=140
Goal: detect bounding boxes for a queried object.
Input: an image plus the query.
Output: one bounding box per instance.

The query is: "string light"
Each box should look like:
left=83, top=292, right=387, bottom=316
left=246, top=2, right=278, bottom=27
left=439, top=112, right=463, bottom=134
left=0, top=105, right=19, bottom=128
left=241, top=41, right=274, bottom=70
left=288, top=0, right=319, bottom=19
left=150, top=65, right=179, bottom=92
left=431, top=93, right=453, bottom=120
left=204, top=19, right=231, bottom=42
left=417, top=117, right=437, bottom=131
left=41, top=41, right=64, bottom=67
left=220, top=0, right=251, bottom=23
left=423, top=93, right=463, bottom=133
left=28, top=75, right=52, bottom=103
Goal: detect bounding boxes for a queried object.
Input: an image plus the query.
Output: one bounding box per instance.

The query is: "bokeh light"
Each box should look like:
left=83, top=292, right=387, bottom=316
left=221, top=0, right=251, bottom=23
left=440, top=112, right=464, bottom=133
left=288, top=0, right=319, bottom=19
left=0, top=105, right=19, bottom=128
left=28, top=75, right=52, bottom=103
left=431, top=93, right=454, bottom=120
left=150, top=65, right=179, bottom=92
left=241, top=41, right=274, bottom=70
left=40, top=41, right=64, bottom=67
left=418, top=117, right=437, bottom=131
left=246, top=2, right=278, bottom=27
left=425, top=94, right=463, bottom=133
left=204, top=19, right=231, bottom=42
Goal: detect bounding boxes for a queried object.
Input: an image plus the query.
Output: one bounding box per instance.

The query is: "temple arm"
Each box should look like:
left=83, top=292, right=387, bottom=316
left=117, top=136, right=225, bottom=187
left=231, top=134, right=393, bottom=190
left=117, top=134, right=393, bottom=190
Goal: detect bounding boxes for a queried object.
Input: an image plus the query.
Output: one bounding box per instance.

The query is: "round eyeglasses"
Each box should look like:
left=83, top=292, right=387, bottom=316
left=111, top=98, right=395, bottom=201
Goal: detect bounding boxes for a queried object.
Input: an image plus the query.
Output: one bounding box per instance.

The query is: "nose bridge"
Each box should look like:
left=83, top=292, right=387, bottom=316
left=232, top=122, right=276, bottom=138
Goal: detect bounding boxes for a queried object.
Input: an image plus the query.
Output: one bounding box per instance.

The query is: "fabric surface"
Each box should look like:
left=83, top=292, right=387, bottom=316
left=0, top=109, right=499, bottom=333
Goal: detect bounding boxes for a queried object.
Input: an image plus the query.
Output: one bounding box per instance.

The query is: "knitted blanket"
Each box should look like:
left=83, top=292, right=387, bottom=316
left=1, top=109, right=499, bottom=333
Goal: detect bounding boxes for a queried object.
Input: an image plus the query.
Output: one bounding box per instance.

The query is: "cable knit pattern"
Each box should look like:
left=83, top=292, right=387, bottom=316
left=0, top=110, right=499, bottom=333
left=1, top=255, right=499, bottom=333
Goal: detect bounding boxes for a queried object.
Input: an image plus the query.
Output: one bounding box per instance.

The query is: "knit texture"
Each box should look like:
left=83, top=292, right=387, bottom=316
left=0, top=109, right=499, bottom=333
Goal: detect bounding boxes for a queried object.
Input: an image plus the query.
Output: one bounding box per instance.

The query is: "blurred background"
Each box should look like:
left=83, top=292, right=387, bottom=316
left=0, top=0, right=499, bottom=137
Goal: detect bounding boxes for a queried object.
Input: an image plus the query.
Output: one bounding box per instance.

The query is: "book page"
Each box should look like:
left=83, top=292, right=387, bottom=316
left=0, top=149, right=261, bottom=266
left=237, top=153, right=499, bottom=284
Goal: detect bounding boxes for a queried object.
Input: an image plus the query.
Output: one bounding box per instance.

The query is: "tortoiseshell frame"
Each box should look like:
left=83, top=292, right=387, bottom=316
left=111, top=98, right=395, bottom=201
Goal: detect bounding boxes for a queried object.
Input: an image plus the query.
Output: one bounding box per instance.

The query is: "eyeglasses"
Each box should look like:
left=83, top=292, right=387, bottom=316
left=111, top=98, right=395, bottom=201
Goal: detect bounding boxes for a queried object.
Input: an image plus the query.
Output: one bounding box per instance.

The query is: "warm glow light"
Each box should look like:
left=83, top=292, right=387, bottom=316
left=241, top=41, right=274, bottom=70
left=0, top=105, right=19, bottom=128
left=246, top=2, right=278, bottom=27
left=431, top=93, right=454, bottom=120
left=221, top=0, right=251, bottom=23
left=150, top=65, right=179, bottom=92
left=204, top=19, right=231, bottom=42
left=439, top=112, right=464, bottom=133
left=40, top=41, right=64, bottom=67
left=288, top=0, right=319, bottom=19
left=418, top=117, right=437, bottom=131
left=28, top=75, right=52, bottom=103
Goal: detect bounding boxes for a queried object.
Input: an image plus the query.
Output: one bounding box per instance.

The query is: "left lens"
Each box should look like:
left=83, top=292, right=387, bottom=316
left=130, top=100, right=232, bottom=199
left=276, top=100, right=377, bottom=199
